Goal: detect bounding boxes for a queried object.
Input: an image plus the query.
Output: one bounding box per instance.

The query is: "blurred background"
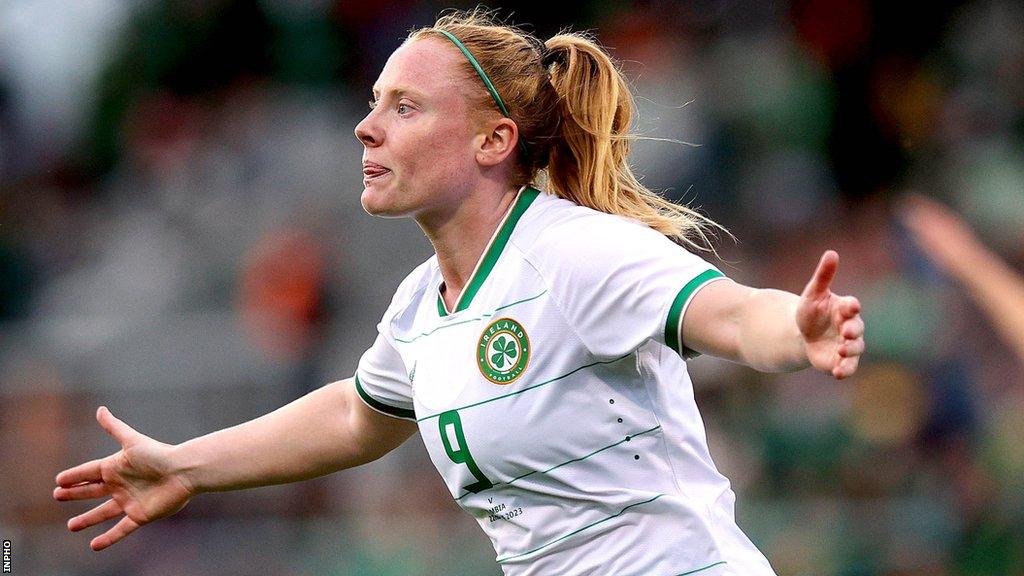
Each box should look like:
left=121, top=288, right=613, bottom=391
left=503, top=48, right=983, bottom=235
left=1, top=0, right=1022, bottom=574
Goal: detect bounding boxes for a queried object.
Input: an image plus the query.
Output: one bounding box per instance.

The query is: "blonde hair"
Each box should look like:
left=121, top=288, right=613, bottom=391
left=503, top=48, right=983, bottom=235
left=408, top=9, right=727, bottom=250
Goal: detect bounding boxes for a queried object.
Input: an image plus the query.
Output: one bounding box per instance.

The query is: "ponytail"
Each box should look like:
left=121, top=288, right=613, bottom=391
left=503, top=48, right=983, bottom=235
left=543, top=33, right=725, bottom=250
left=412, top=10, right=727, bottom=250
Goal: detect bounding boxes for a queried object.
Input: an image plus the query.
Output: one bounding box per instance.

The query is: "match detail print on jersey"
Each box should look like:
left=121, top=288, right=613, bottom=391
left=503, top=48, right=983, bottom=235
left=477, top=317, right=530, bottom=384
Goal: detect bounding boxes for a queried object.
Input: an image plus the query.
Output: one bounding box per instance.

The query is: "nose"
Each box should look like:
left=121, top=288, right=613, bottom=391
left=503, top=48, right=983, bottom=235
left=354, top=111, right=381, bottom=147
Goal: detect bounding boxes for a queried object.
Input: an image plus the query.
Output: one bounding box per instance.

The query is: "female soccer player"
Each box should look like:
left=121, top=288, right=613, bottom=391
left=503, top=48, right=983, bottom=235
left=55, top=11, right=864, bottom=575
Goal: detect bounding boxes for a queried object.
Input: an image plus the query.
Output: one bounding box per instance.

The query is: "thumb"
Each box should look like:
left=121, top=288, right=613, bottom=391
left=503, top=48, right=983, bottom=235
left=96, top=406, right=140, bottom=446
left=801, top=250, right=839, bottom=302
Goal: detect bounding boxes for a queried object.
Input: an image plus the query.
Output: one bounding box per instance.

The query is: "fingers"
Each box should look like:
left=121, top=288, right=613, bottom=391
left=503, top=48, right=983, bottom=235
left=56, top=458, right=104, bottom=488
left=96, top=406, right=139, bottom=446
left=838, top=296, right=861, bottom=319
left=797, top=254, right=864, bottom=380
left=839, top=337, right=865, bottom=358
left=54, top=482, right=110, bottom=502
left=57, top=407, right=137, bottom=487
left=90, top=516, right=141, bottom=551
left=842, top=319, right=865, bottom=342
left=838, top=305, right=864, bottom=346
left=832, top=355, right=860, bottom=380
left=68, top=498, right=122, bottom=532
left=834, top=309, right=864, bottom=379
left=801, top=250, right=839, bottom=302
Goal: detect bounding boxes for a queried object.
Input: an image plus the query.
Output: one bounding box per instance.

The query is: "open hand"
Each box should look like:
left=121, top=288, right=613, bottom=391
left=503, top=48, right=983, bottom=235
left=796, top=251, right=865, bottom=379
left=54, top=407, right=194, bottom=551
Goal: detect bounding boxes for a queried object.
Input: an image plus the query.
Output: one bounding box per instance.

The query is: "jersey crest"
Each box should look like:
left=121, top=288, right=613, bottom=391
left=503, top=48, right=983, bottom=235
left=477, top=317, right=530, bottom=384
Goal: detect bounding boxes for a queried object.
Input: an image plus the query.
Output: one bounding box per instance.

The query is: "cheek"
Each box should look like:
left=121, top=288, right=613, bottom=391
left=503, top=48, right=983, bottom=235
left=376, top=114, right=477, bottom=204
left=411, top=128, right=475, bottom=181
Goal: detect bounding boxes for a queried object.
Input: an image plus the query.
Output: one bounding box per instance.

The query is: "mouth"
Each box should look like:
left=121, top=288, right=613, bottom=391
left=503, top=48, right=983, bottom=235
left=362, top=162, right=391, bottom=182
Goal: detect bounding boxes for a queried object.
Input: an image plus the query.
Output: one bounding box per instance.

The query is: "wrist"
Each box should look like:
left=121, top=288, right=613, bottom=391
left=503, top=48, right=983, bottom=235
left=791, top=300, right=812, bottom=369
left=742, top=291, right=811, bottom=372
left=168, top=441, right=203, bottom=496
left=791, top=302, right=817, bottom=373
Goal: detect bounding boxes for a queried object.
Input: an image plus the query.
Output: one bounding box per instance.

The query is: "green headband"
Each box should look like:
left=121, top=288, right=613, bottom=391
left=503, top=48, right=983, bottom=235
left=436, top=29, right=512, bottom=118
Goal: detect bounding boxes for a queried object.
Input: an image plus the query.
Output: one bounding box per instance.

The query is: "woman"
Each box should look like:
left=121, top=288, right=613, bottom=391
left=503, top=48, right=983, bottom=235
left=55, top=11, right=865, bottom=575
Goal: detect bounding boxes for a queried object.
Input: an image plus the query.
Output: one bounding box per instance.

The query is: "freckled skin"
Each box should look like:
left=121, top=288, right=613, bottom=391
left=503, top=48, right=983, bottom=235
left=355, top=38, right=488, bottom=222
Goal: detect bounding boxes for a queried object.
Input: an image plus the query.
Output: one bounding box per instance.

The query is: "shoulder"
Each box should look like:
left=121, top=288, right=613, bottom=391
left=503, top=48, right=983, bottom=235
left=381, top=255, right=438, bottom=319
left=512, top=190, right=695, bottom=272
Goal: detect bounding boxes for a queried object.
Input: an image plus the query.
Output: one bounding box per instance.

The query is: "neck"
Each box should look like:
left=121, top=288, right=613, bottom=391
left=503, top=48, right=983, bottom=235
left=418, top=181, right=520, bottom=309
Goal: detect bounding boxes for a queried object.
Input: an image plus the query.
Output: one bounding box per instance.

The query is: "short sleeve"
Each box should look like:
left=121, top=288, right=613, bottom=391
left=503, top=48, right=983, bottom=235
left=355, top=327, right=416, bottom=421
left=538, top=217, right=727, bottom=360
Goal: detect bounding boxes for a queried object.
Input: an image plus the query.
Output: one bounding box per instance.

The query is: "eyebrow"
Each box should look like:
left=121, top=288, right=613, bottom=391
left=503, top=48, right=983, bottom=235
left=370, top=86, right=427, bottom=101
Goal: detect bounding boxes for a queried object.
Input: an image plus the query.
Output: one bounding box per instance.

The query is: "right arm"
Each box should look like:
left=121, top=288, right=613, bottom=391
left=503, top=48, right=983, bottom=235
left=54, top=378, right=417, bottom=551
left=176, top=377, right=417, bottom=492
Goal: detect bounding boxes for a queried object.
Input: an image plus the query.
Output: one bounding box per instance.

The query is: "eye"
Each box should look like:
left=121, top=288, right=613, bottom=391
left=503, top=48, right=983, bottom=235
left=397, top=102, right=411, bottom=115
left=368, top=99, right=377, bottom=110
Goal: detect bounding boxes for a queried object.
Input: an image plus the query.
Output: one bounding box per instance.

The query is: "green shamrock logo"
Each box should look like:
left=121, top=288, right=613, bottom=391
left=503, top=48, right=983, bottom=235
left=490, top=335, right=518, bottom=368
left=477, top=318, right=530, bottom=384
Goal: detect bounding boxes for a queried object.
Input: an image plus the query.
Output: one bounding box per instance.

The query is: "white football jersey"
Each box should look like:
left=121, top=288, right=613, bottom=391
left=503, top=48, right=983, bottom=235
left=356, top=187, right=777, bottom=576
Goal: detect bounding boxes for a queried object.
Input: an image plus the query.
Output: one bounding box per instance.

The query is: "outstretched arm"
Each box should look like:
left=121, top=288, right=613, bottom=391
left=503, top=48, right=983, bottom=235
left=682, top=251, right=865, bottom=378
left=54, top=378, right=417, bottom=551
left=900, top=193, right=1024, bottom=364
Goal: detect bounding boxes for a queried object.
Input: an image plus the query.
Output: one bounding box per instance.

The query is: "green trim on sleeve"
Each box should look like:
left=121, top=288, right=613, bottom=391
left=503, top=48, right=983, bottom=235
left=664, top=269, right=725, bottom=357
left=354, top=374, right=416, bottom=420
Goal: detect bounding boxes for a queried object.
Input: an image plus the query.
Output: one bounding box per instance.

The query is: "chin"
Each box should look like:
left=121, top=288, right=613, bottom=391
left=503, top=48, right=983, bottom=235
left=360, top=188, right=410, bottom=218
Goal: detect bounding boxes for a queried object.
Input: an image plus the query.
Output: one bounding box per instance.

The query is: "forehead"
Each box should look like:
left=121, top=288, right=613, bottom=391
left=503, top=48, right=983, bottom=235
left=373, top=37, right=467, bottom=96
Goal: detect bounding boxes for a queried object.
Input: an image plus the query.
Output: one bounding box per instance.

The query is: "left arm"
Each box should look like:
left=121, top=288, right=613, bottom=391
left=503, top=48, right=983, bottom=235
left=682, top=251, right=865, bottom=379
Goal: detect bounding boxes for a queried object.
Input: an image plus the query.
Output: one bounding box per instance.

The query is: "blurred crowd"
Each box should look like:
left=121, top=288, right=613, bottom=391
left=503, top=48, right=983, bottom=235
left=1, top=1, right=1022, bottom=574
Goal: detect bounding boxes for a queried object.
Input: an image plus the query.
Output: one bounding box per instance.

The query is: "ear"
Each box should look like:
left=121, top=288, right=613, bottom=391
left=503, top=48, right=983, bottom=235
left=476, top=118, right=519, bottom=167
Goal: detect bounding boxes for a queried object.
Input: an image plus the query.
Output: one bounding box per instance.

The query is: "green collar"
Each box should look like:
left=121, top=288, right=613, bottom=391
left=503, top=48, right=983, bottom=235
left=437, top=187, right=540, bottom=316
